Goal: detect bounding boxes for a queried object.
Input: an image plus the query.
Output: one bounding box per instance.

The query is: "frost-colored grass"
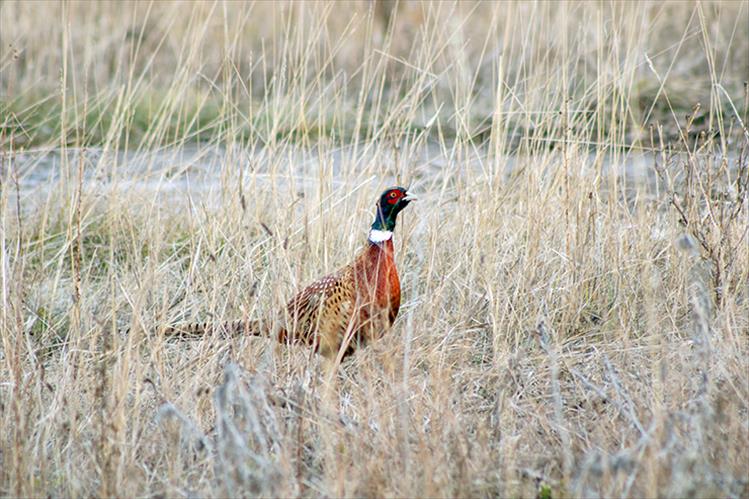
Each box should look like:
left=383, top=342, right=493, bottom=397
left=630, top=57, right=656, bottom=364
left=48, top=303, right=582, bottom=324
left=1, top=1, right=748, bottom=497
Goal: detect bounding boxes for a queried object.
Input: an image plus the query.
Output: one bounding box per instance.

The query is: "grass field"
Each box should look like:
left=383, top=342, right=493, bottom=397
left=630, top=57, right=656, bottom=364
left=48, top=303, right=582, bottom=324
left=1, top=1, right=748, bottom=497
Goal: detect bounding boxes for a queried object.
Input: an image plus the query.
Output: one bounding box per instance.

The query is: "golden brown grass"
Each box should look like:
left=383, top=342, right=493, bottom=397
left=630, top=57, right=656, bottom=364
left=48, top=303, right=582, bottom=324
left=1, top=1, right=748, bottom=497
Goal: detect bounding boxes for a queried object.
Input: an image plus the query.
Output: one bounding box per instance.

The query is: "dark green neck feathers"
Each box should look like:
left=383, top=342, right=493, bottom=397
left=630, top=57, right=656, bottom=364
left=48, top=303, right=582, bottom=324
left=371, top=206, right=398, bottom=232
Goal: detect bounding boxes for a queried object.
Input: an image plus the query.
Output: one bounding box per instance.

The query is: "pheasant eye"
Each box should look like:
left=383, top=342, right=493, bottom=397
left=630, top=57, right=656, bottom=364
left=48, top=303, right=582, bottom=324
left=389, top=192, right=398, bottom=198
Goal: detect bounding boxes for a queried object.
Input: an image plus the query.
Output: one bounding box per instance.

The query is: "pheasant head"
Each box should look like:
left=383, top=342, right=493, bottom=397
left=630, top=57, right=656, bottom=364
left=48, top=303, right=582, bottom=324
left=369, top=186, right=416, bottom=243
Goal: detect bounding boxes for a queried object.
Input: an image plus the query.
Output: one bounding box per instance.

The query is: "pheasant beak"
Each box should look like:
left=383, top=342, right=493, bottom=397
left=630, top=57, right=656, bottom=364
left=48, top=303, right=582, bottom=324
left=403, top=192, right=418, bottom=202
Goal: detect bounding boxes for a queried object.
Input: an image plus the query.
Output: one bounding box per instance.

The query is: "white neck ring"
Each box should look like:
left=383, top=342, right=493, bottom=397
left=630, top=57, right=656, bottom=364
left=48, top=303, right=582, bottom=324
left=368, top=229, right=393, bottom=243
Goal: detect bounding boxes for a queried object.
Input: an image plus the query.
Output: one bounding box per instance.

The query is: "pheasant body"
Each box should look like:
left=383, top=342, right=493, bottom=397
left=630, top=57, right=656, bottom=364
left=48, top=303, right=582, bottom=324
left=278, top=236, right=401, bottom=357
left=166, top=187, right=415, bottom=359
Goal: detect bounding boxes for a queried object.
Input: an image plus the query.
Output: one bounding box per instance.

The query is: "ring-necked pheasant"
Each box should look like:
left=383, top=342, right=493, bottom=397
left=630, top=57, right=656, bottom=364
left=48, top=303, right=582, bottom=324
left=166, top=186, right=416, bottom=359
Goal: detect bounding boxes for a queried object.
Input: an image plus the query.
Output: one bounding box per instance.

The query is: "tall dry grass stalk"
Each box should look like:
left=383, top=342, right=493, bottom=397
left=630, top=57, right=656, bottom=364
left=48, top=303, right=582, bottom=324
left=1, top=1, right=748, bottom=497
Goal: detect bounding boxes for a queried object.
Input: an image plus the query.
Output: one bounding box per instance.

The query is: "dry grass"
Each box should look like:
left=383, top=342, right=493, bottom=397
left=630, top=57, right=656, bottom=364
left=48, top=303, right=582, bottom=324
left=1, top=1, right=748, bottom=497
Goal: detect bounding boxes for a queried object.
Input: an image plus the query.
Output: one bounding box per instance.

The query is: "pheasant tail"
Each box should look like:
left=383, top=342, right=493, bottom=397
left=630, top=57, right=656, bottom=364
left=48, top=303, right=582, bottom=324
left=163, top=319, right=264, bottom=339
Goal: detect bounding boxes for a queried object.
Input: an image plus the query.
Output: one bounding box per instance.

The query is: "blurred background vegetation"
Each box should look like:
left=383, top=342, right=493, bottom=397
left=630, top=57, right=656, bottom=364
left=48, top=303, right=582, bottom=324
left=2, top=1, right=747, bottom=150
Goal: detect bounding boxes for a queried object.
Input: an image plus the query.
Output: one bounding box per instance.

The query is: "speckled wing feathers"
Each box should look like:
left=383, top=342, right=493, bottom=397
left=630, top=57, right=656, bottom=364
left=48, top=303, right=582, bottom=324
left=282, top=266, right=356, bottom=356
